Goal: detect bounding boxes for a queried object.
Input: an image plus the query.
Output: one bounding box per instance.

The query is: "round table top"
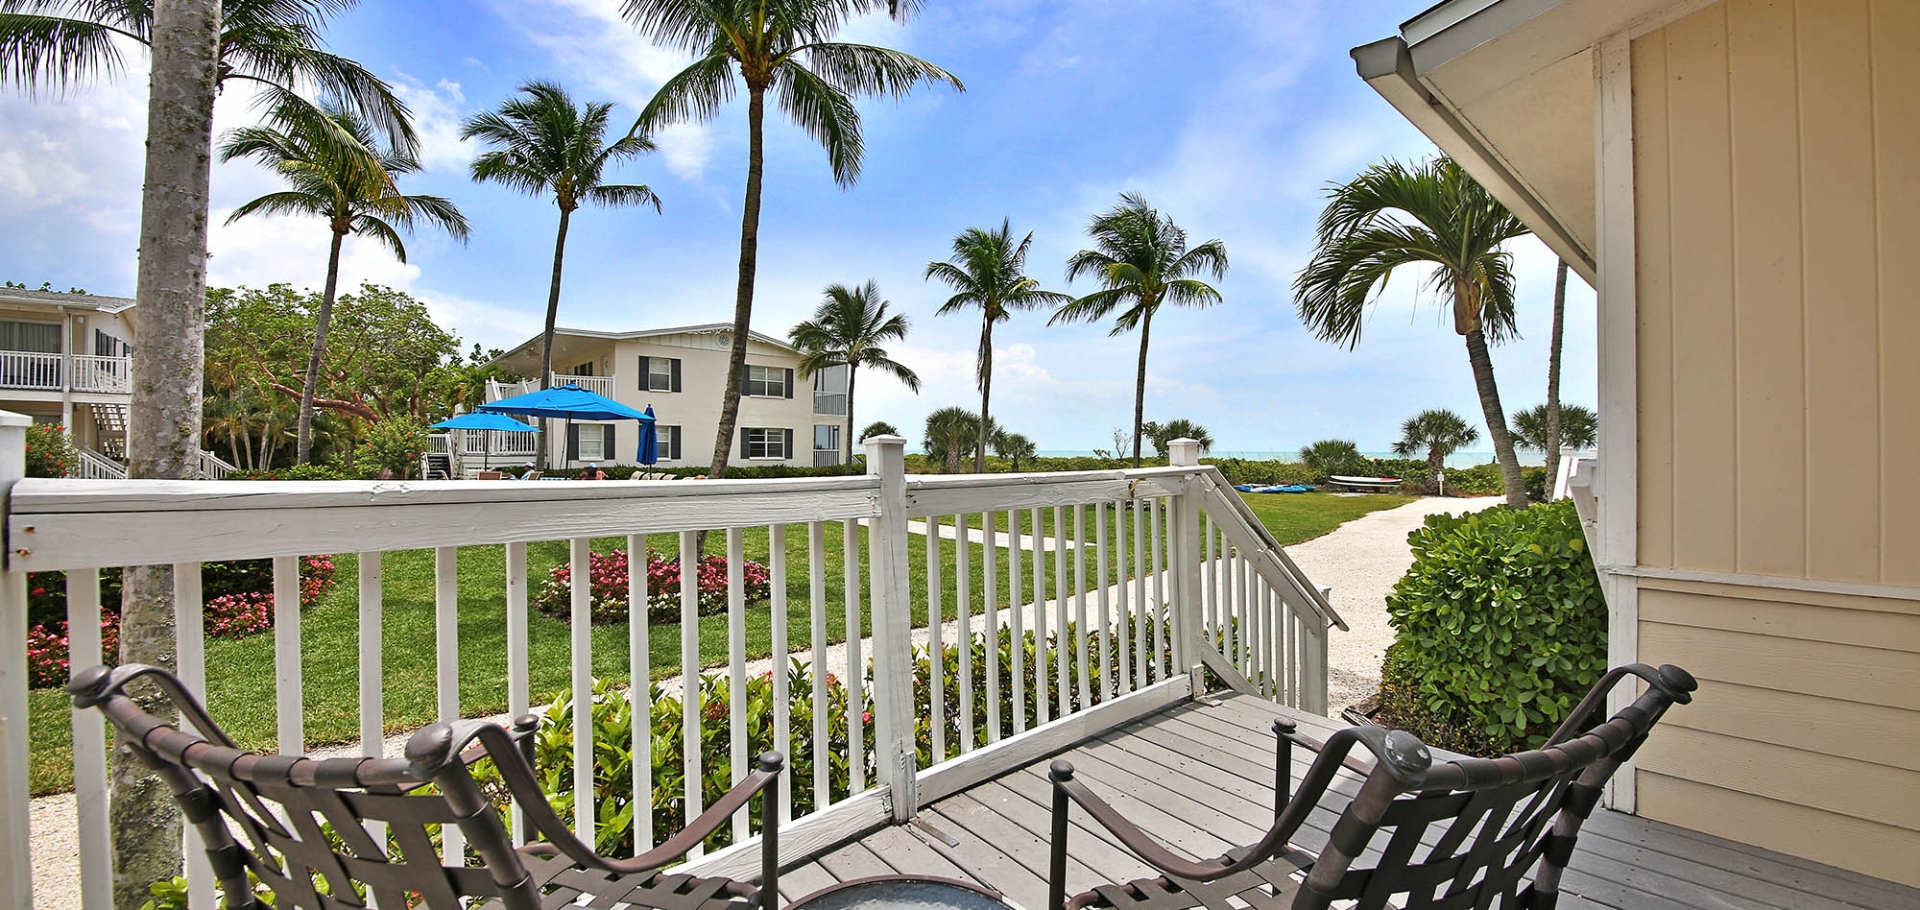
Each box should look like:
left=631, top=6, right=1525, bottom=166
left=786, top=876, right=1011, bottom=910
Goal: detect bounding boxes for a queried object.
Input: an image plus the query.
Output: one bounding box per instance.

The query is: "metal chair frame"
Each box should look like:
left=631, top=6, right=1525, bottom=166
left=71, top=664, right=784, bottom=910
left=1048, top=663, right=1697, bottom=910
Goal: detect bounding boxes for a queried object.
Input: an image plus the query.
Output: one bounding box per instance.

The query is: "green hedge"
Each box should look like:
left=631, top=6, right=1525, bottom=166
left=1382, top=499, right=1606, bottom=754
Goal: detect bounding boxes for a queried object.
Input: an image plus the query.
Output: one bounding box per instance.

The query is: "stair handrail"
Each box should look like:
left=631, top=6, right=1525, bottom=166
left=1191, top=468, right=1346, bottom=631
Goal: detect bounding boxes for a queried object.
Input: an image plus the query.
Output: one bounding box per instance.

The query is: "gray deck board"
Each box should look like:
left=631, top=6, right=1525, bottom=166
left=781, top=693, right=1920, bottom=910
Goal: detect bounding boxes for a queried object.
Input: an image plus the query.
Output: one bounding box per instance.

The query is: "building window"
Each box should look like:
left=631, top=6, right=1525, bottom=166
left=744, top=427, right=790, bottom=460
left=648, top=358, right=673, bottom=391
left=577, top=424, right=606, bottom=461
left=655, top=425, right=681, bottom=461
left=746, top=365, right=788, bottom=397
left=0, top=320, right=60, bottom=354
left=814, top=425, right=840, bottom=452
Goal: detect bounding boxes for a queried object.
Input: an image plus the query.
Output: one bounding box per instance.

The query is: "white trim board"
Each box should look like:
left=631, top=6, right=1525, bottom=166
left=1603, top=565, right=1920, bottom=604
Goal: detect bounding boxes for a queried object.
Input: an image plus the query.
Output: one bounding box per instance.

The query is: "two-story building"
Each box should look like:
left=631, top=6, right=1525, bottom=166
left=0, top=288, right=136, bottom=474
left=480, top=323, right=851, bottom=472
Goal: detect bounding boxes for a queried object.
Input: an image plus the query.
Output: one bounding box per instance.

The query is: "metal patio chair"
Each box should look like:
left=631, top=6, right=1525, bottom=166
left=70, top=664, right=784, bottom=910
left=1047, top=663, right=1697, bottom=910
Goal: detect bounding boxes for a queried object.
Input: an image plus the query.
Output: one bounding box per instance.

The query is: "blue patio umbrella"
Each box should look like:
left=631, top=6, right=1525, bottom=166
left=431, top=411, right=538, bottom=471
left=479, top=383, right=652, bottom=468
left=637, top=405, right=658, bottom=466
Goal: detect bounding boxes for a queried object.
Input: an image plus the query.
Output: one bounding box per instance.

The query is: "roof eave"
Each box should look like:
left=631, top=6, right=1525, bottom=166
left=1352, top=36, right=1598, bottom=284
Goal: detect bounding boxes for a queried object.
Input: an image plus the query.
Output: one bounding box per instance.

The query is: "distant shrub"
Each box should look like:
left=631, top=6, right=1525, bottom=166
left=362, top=417, right=428, bottom=479
left=1523, top=466, right=1549, bottom=503
left=25, top=423, right=77, bottom=478
left=230, top=464, right=353, bottom=481
left=1383, top=499, right=1606, bottom=753
left=531, top=548, right=770, bottom=624
left=1299, top=439, right=1370, bottom=480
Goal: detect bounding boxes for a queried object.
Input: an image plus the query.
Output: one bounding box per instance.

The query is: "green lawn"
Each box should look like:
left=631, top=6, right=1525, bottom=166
left=27, top=492, right=1411, bottom=794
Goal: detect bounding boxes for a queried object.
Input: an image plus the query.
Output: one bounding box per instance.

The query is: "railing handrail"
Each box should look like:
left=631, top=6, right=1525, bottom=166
left=74, top=447, right=126, bottom=481
left=1189, top=469, right=1346, bottom=630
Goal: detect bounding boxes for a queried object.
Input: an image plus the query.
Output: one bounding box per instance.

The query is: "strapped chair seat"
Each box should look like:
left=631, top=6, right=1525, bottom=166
left=1048, top=663, right=1697, bottom=910
left=70, top=664, right=784, bottom=910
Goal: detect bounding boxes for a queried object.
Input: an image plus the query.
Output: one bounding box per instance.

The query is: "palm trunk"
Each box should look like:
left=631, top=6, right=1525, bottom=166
left=536, top=206, right=573, bottom=471
left=295, top=229, right=346, bottom=464
left=1544, top=259, right=1568, bottom=470
left=711, top=84, right=767, bottom=478
left=976, top=317, right=992, bottom=473
left=116, top=0, right=220, bottom=903
left=1429, top=449, right=1445, bottom=493
left=844, top=368, right=857, bottom=465
left=1464, top=330, right=1527, bottom=507
left=1130, top=309, right=1153, bottom=469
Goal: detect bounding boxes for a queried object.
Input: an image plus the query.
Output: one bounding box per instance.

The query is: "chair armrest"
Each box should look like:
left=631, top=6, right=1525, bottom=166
left=1050, top=761, right=1234, bottom=883
left=595, top=752, right=785, bottom=874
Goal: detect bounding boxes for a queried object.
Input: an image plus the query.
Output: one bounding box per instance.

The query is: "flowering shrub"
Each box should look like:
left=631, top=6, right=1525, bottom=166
left=24, top=422, right=77, bottom=478
left=531, top=549, right=771, bottom=625
left=23, top=555, right=338, bottom=688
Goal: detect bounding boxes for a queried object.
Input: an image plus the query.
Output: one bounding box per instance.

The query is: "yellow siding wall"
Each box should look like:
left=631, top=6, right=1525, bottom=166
left=1631, top=0, right=1920, bottom=886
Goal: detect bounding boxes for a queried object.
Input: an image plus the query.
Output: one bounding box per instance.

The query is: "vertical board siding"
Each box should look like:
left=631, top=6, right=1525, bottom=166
left=1875, top=0, right=1920, bottom=588
left=1633, top=30, right=1676, bottom=569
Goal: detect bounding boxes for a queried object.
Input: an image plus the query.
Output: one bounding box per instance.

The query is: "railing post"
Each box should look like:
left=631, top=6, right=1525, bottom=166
left=0, top=409, right=33, bottom=910
left=1167, top=440, right=1205, bottom=690
left=864, top=435, right=917, bottom=821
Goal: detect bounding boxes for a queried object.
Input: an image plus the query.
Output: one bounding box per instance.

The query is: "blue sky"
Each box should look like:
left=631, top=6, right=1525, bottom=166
left=0, top=0, right=1596, bottom=455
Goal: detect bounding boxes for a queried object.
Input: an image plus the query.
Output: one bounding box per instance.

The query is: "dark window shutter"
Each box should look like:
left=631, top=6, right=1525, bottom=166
left=638, top=356, right=650, bottom=390
left=739, top=427, right=749, bottom=459
left=670, top=358, right=682, bottom=392
left=669, top=426, right=682, bottom=461
left=783, top=428, right=794, bottom=459
left=784, top=368, right=794, bottom=399
left=740, top=366, right=752, bottom=395
left=567, top=423, right=580, bottom=462
left=602, top=425, right=614, bottom=457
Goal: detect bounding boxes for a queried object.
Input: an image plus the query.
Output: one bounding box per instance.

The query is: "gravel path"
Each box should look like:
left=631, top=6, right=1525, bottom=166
left=1285, top=495, right=1502, bottom=714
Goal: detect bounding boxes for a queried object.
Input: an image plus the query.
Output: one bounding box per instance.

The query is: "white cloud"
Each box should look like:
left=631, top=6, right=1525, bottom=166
left=389, top=74, right=472, bottom=173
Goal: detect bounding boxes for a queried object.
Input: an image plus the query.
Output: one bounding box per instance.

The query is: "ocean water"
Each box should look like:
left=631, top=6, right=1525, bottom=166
left=1036, top=449, right=1503, bottom=468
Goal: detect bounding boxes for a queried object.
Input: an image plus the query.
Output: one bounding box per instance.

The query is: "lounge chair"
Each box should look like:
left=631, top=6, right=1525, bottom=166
left=1047, top=663, right=1696, bottom=910
left=69, top=664, right=785, bottom=910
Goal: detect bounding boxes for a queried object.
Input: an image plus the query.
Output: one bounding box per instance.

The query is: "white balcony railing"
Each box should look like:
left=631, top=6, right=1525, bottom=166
left=813, top=392, right=847, bottom=416
left=550, top=372, right=614, bottom=397
left=0, top=352, right=134, bottom=393
left=70, top=355, right=132, bottom=394
left=0, top=351, right=62, bottom=390
left=0, top=424, right=1336, bottom=909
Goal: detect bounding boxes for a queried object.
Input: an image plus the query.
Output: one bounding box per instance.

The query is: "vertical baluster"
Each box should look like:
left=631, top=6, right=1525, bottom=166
left=1031, top=506, right=1049, bottom=726
left=842, top=518, right=864, bottom=793
left=1223, top=543, right=1238, bottom=673
left=67, top=569, right=108, bottom=910
left=504, top=542, right=529, bottom=845
left=1250, top=571, right=1265, bottom=695
left=355, top=551, right=389, bottom=883
left=727, top=527, right=748, bottom=839
left=1121, top=502, right=1136, bottom=687
left=982, top=511, right=1000, bottom=743
left=565, top=539, right=592, bottom=852
left=769, top=524, right=790, bottom=824
left=1052, top=505, right=1070, bottom=714
left=1204, top=514, right=1216, bottom=653
left=678, top=530, right=702, bottom=851
left=625, top=534, right=651, bottom=851
left=955, top=513, right=975, bottom=754
left=808, top=522, right=829, bottom=808
left=1240, top=557, right=1255, bottom=678
left=273, top=555, right=304, bottom=755
left=1112, top=501, right=1131, bottom=693
left=926, top=517, right=946, bottom=761
left=1150, top=498, right=1166, bottom=682
left=1266, top=583, right=1280, bottom=699
left=174, top=565, right=213, bottom=910
left=1095, top=503, right=1112, bottom=698
left=1007, top=509, right=1026, bottom=733
left=1072, top=505, right=1089, bottom=710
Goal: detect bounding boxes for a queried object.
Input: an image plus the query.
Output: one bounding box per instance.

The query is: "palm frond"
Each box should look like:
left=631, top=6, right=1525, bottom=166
left=0, top=10, right=132, bottom=94
left=587, top=183, right=662, bottom=212
left=1048, top=288, right=1127, bottom=327
left=773, top=60, right=862, bottom=186
left=350, top=214, right=408, bottom=262
left=634, top=52, right=735, bottom=133
left=224, top=189, right=331, bottom=224
left=795, top=41, right=961, bottom=98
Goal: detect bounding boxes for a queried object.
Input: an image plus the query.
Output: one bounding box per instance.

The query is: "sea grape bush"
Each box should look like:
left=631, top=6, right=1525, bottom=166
left=22, top=555, right=337, bottom=688
left=1384, top=499, right=1606, bottom=753
left=530, top=548, right=771, bottom=625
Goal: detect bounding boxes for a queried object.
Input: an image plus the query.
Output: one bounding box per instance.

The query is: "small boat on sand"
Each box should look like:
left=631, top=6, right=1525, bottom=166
left=1327, top=475, right=1403, bottom=491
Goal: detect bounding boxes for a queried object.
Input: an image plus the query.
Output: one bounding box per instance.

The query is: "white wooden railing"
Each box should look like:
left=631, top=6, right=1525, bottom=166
left=550, top=373, right=614, bottom=398
left=195, top=451, right=235, bottom=480
left=0, top=352, right=63, bottom=390
left=0, top=353, right=134, bottom=393
left=70, top=355, right=132, bottom=394
left=75, top=447, right=126, bottom=480
left=0, top=424, right=1335, bottom=910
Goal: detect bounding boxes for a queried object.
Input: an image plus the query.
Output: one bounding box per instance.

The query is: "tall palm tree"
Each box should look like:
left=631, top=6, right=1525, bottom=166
left=788, top=280, right=920, bottom=464
left=922, top=406, right=984, bottom=474
left=1545, top=259, right=1569, bottom=469
left=1392, top=408, right=1481, bottom=491
left=990, top=429, right=1036, bottom=471
left=1512, top=403, right=1597, bottom=467
left=1294, top=157, right=1532, bottom=507
left=1142, top=418, right=1214, bottom=459
left=623, top=0, right=961, bottom=478
left=925, top=220, right=1070, bottom=471
left=0, top=0, right=416, bottom=149
left=463, top=81, right=661, bottom=469
left=1052, top=193, right=1229, bottom=468
left=222, top=103, right=469, bottom=464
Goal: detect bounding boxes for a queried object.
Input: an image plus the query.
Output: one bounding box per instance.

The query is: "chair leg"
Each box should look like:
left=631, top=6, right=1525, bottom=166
left=760, top=752, right=783, bottom=910
left=1273, top=719, right=1295, bottom=824
left=1049, top=760, right=1075, bottom=910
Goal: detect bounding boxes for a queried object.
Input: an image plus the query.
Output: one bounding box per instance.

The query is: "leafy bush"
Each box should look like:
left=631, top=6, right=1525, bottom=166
left=25, top=423, right=77, bottom=478
left=363, top=417, right=428, bottom=479
left=230, top=464, right=354, bottom=481
left=531, top=548, right=770, bottom=624
left=1523, top=466, right=1549, bottom=503
left=1383, top=499, right=1606, bottom=753
left=26, top=617, right=119, bottom=688
left=1299, top=439, right=1369, bottom=479
left=1435, top=462, right=1504, bottom=496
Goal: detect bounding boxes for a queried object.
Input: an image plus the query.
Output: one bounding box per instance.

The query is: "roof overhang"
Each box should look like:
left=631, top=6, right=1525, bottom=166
left=1353, top=0, right=1696, bottom=286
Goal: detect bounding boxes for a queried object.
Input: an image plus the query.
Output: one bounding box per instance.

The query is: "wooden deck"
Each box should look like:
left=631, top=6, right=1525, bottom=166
left=778, top=693, right=1920, bottom=910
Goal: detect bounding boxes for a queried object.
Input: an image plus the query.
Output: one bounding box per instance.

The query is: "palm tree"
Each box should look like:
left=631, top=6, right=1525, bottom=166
left=858, top=420, right=899, bottom=442
left=1053, top=193, right=1228, bottom=468
left=0, top=0, right=415, bottom=149
left=1545, top=259, right=1570, bottom=469
left=1512, top=403, right=1597, bottom=467
left=1142, top=418, right=1214, bottom=459
left=788, top=280, right=920, bottom=464
left=923, top=406, right=985, bottom=474
left=462, top=81, right=660, bottom=469
left=1392, top=409, right=1481, bottom=491
left=1300, top=438, right=1365, bottom=479
left=221, top=103, right=469, bottom=464
left=622, top=0, right=961, bottom=479
left=990, top=429, right=1036, bottom=471
left=1295, top=157, right=1533, bottom=506
left=926, top=220, right=1071, bottom=471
